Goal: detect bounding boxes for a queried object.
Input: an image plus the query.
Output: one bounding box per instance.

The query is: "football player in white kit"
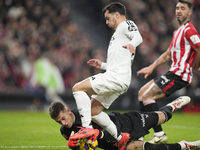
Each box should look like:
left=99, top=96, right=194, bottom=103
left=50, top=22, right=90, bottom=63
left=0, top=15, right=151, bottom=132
left=72, top=2, right=143, bottom=150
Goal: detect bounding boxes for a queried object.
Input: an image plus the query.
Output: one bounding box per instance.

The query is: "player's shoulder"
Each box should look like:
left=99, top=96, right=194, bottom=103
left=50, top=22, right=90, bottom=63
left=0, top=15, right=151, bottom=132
left=120, top=20, right=138, bottom=32
left=71, top=109, right=80, bottom=118
left=184, top=22, right=198, bottom=33
left=184, top=22, right=200, bottom=39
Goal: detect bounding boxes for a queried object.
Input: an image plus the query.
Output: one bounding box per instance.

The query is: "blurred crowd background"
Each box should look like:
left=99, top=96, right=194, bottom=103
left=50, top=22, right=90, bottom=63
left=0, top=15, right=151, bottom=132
left=0, top=0, right=200, bottom=111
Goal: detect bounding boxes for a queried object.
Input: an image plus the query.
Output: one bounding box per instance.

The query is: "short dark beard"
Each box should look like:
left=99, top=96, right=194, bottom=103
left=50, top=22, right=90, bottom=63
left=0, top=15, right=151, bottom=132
left=177, top=16, right=188, bottom=25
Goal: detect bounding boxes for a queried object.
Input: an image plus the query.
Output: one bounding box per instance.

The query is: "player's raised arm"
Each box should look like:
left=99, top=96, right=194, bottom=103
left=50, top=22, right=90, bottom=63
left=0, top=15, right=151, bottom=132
left=137, top=48, right=171, bottom=78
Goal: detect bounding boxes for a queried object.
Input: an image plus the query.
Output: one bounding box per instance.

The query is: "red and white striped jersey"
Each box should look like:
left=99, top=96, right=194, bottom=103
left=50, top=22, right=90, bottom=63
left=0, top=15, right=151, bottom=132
left=169, top=22, right=200, bottom=83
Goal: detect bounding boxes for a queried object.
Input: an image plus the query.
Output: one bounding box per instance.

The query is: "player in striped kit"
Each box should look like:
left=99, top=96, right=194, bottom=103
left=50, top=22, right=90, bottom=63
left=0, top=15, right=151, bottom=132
left=137, top=0, right=200, bottom=144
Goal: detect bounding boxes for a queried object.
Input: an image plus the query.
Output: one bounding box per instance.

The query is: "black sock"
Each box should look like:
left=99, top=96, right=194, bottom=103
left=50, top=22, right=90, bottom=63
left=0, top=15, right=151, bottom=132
left=144, top=142, right=181, bottom=150
left=159, top=106, right=172, bottom=122
left=144, top=103, right=163, bottom=133
left=139, top=101, right=145, bottom=111
left=159, top=105, right=173, bottom=113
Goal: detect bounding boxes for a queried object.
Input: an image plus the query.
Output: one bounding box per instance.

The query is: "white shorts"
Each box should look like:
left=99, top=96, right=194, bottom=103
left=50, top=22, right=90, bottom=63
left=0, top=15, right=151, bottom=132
left=89, top=72, right=128, bottom=109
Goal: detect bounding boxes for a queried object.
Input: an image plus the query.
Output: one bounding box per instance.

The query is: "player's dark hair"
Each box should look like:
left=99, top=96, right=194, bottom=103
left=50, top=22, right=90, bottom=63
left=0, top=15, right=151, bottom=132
left=49, top=101, right=66, bottom=119
left=177, top=0, right=193, bottom=10
left=102, top=1, right=126, bottom=16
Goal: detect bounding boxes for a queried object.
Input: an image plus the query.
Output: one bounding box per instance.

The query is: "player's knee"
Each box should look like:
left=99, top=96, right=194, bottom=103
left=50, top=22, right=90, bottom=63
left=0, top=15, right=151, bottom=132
left=138, top=89, right=143, bottom=98
left=126, top=141, right=144, bottom=150
left=72, top=83, right=79, bottom=92
left=91, top=108, right=101, bottom=116
left=138, top=92, right=151, bottom=104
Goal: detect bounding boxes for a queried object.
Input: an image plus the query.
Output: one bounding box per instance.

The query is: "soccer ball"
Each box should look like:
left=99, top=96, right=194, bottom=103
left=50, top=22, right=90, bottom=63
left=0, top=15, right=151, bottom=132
left=79, top=139, right=98, bottom=150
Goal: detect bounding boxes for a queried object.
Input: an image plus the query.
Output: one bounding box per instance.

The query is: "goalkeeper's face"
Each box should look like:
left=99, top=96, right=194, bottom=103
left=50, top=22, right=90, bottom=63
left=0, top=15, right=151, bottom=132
left=54, top=108, right=75, bottom=128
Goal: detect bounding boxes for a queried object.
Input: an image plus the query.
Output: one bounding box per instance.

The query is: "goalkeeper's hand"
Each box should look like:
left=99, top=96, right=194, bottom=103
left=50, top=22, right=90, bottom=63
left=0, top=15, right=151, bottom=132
left=68, top=131, right=81, bottom=149
left=68, top=138, right=81, bottom=149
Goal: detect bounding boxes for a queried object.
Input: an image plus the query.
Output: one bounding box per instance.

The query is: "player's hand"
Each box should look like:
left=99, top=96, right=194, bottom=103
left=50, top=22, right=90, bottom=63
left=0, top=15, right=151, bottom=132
left=67, top=131, right=81, bottom=149
left=137, top=66, right=153, bottom=79
left=86, top=129, right=99, bottom=145
left=68, top=138, right=81, bottom=149
left=123, top=44, right=135, bottom=54
left=87, top=59, right=102, bottom=69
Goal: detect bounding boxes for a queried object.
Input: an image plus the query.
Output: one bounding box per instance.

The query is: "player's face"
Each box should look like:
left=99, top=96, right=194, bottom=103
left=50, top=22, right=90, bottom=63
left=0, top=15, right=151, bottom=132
left=104, top=10, right=117, bottom=30
left=54, top=108, right=74, bottom=128
left=175, top=2, right=192, bottom=25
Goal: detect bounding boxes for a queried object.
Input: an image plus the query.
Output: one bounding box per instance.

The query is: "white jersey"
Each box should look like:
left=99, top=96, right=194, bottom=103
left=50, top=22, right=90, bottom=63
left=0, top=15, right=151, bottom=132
left=105, top=20, right=143, bottom=86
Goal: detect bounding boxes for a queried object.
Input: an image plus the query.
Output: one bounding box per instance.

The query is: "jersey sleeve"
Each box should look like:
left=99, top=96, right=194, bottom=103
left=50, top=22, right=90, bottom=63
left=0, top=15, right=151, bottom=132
left=124, top=20, right=143, bottom=48
left=185, top=27, right=200, bottom=49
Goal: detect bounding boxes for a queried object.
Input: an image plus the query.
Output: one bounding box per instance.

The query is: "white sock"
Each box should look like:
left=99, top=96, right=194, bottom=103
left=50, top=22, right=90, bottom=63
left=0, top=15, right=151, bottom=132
left=178, top=141, right=186, bottom=149
left=154, top=131, right=165, bottom=137
left=142, top=142, right=146, bottom=150
left=73, top=91, right=92, bottom=128
left=92, top=111, right=122, bottom=142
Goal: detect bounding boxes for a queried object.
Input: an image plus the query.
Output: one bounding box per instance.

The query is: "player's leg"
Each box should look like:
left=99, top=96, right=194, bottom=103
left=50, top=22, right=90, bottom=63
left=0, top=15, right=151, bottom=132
left=72, top=78, right=97, bottom=128
left=138, top=79, right=154, bottom=111
left=140, top=72, right=189, bottom=143
left=126, top=141, right=181, bottom=150
left=91, top=99, right=122, bottom=141
left=90, top=78, right=130, bottom=150
left=149, top=96, right=191, bottom=143
left=143, top=142, right=181, bottom=150
left=156, top=96, right=191, bottom=126
left=139, top=81, right=167, bottom=143
left=126, top=140, right=200, bottom=150
left=91, top=98, right=130, bottom=150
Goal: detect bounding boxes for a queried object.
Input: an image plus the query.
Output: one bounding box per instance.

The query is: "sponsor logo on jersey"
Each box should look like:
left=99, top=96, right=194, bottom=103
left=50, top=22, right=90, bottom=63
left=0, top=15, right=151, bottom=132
left=109, top=36, right=115, bottom=46
left=190, top=35, right=200, bottom=44
left=140, top=113, right=149, bottom=127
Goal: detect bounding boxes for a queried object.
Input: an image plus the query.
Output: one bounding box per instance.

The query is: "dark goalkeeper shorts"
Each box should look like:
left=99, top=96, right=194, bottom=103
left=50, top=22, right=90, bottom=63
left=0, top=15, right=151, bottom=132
left=154, top=71, right=189, bottom=96
left=109, top=111, right=159, bottom=142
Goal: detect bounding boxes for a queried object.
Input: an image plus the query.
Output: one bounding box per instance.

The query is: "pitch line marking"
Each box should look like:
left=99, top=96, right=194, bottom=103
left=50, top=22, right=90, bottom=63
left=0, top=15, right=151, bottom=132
left=0, top=146, right=68, bottom=149
left=164, top=124, right=200, bottom=130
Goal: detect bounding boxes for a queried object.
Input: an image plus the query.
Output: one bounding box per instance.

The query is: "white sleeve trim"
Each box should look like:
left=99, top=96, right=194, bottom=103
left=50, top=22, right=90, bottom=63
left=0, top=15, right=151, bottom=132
left=100, top=62, right=107, bottom=70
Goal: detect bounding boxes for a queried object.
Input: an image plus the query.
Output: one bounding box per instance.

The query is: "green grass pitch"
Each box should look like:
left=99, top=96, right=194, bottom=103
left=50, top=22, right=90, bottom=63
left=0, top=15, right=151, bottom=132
left=0, top=111, right=200, bottom=150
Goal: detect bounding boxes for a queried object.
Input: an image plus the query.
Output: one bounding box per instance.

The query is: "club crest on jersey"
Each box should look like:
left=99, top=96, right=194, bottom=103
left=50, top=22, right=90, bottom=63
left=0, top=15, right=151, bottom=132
left=109, top=36, right=115, bottom=46
left=190, top=35, right=200, bottom=44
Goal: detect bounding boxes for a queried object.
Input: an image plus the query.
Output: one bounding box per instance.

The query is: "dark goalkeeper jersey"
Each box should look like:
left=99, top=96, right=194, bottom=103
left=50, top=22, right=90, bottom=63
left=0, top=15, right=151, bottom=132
left=60, top=109, right=158, bottom=150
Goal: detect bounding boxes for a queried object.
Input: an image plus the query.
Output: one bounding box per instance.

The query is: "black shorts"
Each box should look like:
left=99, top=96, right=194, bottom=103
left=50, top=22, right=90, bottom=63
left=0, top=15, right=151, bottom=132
left=109, top=111, right=159, bottom=141
left=154, top=71, right=189, bottom=96
left=96, top=111, right=159, bottom=150
left=128, top=111, right=159, bottom=141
